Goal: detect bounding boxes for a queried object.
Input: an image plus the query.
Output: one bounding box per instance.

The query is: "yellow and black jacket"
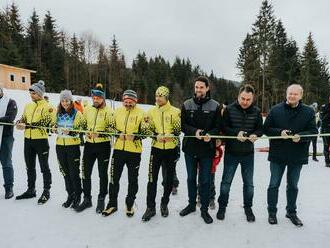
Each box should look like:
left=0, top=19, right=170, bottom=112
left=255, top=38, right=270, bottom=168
left=146, top=101, right=181, bottom=150
left=20, top=99, right=54, bottom=139
left=83, top=104, right=114, bottom=143
left=113, top=106, right=148, bottom=153
left=54, top=109, right=86, bottom=146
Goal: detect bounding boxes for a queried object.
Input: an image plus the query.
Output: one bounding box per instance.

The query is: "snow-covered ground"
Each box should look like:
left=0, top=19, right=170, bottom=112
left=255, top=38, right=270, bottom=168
left=1, top=89, right=329, bottom=248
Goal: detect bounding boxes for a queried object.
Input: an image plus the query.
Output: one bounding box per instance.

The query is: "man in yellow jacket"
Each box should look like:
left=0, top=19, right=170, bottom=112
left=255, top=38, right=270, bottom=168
left=16, top=80, right=54, bottom=204
left=142, top=86, right=181, bottom=222
left=75, top=84, right=114, bottom=214
left=102, top=90, right=148, bottom=217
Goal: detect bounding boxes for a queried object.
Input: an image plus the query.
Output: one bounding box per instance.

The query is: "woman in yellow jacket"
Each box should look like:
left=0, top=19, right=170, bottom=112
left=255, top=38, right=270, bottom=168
left=53, top=90, right=86, bottom=210
left=15, top=80, right=54, bottom=204
left=76, top=84, right=115, bottom=214
left=102, top=90, right=148, bottom=217
left=142, top=86, right=181, bottom=222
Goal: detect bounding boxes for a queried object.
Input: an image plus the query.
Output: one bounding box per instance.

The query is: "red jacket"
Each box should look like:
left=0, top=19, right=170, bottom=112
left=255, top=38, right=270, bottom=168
left=211, top=145, right=223, bottom=174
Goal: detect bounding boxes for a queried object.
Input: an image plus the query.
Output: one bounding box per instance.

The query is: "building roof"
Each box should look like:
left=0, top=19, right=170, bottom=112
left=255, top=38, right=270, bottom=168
left=0, top=64, right=37, bottom=73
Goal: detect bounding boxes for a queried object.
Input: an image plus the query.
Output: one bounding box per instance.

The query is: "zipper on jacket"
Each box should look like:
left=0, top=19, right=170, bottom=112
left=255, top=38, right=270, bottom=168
left=92, top=108, right=99, bottom=143
left=161, top=111, right=165, bottom=149
left=29, top=103, right=38, bottom=139
left=123, top=110, right=131, bottom=150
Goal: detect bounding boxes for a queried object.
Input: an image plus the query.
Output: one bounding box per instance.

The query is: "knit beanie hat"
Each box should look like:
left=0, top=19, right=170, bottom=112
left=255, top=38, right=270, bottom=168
left=155, top=86, right=169, bottom=98
left=60, top=89, right=73, bottom=101
left=91, top=83, right=105, bottom=98
left=122, top=89, right=138, bottom=102
left=29, top=80, right=46, bottom=97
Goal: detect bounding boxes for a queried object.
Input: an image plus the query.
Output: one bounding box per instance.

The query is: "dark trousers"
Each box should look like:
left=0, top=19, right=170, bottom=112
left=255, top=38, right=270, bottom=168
left=82, top=141, right=110, bottom=198
left=162, top=165, right=179, bottom=188
left=323, top=137, right=330, bottom=163
left=56, top=145, right=82, bottom=197
left=198, top=170, right=216, bottom=201
left=146, top=147, right=177, bottom=208
left=108, top=150, right=141, bottom=208
left=24, top=138, right=52, bottom=190
left=311, top=137, right=317, bottom=158
left=185, top=153, right=212, bottom=211
left=267, top=162, right=303, bottom=214
left=218, top=153, right=254, bottom=208
left=0, top=135, right=14, bottom=190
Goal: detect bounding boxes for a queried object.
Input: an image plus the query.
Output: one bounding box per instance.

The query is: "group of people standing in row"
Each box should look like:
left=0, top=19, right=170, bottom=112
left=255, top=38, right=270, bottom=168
left=0, top=76, right=324, bottom=226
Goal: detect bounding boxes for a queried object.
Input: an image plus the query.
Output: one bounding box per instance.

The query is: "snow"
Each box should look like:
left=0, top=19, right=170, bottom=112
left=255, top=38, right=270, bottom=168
left=1, top=88, right=329, bottom=248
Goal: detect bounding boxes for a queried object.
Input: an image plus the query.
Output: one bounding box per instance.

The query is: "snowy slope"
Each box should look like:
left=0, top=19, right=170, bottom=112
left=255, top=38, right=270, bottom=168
left=1, top=88, right=329, bottom=248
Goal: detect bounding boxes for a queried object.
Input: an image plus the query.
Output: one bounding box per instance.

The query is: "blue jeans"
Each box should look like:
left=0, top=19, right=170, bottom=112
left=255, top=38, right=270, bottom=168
left=185, top=153, right=212, bottom=211
left=218, top=153, right=254, bottom=208
left=0, top=136, right=14, bottom=190
left=267, top=162, right=303, bottom=214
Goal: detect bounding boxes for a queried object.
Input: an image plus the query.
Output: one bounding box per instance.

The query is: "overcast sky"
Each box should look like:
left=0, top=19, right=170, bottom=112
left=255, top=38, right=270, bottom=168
left=3, top=0, right=330, bottom=81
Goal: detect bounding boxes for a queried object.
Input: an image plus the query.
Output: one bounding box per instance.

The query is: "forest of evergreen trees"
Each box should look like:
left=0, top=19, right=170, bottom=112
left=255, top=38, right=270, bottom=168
left=1, top=1, right=329, bottom=110
left=237, top=0, right=330, bottom=112
left=0, top=3, right=238, bottom=107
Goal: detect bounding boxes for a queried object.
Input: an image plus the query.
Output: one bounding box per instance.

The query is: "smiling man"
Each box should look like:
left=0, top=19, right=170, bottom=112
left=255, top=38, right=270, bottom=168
left=264, top=84, right=318, bottom=227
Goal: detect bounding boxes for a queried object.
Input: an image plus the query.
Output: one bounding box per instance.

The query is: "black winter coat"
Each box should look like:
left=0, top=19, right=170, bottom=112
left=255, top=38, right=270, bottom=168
left=263, top=101, right=318, bottom=165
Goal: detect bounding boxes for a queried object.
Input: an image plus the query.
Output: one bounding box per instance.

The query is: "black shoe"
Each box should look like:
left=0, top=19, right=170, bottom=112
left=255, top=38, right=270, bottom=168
left=96, top=197, right=105, bottom=214
left=201, top=211, right=213, bottom=224
left=179, top=204, right=196, bottom=217
left=244, top=207, right=256, bottom=222
left=16, top=188, right=36, bottom=200
left=286, top=213, right=303, bottom=227
left=160, top=204, right=169, bottom=217
left=102, top=206, right=118, bottom=217
left=5, top=188, right=14, bottom=199
left=142, top=208, right=156, bottom=222
left=216, top=207, right=226, bottom=220
left=312, top=157, right=319, bottom=162
left=38, top=190, right=50, bottom=205
left=268, top=213, right=278, bottom=225
left=62, top=194, right=74, bottom=208
left=75, top=196, right=92, bottom=212
left=71, top=194, right=81, bottom=210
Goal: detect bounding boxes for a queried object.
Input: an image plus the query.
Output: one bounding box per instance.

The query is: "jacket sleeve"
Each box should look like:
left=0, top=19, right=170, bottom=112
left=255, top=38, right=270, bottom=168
left=252, top=110, right=263, bottom=137
left=263, top=110, right=282, bottom=136
left=297, top=111, right=318, bottom=143
left=208, top=105, right=223, bottom=136
left=222, top=107, right=240, bottom=136
left=181, top=104, right=197, bottom=136
left=0, top=99, right=18, bottom=124
left=172, top=109, right=181, bottom=137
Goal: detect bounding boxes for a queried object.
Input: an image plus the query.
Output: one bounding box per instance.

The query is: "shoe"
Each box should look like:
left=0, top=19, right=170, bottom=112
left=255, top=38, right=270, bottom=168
left=75, top=196, right=92, bottom=212
left=201, top=210, right=213, bottom=224
left=244, top=207, right=255, bottom=222
left=142, top=208, right=156, bottom=222
left=171, top=187, right=178, bottom=195
left=179, top=204, right=196, bottom=217
left=16, top=188, right=36, bottom=200
left=37, top=189, right=50, bottom=205
left=62, top=194, right=74, bottom=208
left=5, top=187, right=14, bottom=199
left=209, top=199, right=216, bottom=210
left=102, top=206, right=118, bottom=217
left=160, top=204, right=169, bottom=217
left=268, top=213, right=278, bottom=225
left=312, top=157, right=319, bottom=162
left=96, top=197, right=105, bottom=214
left=286, top=213, right=303, bottom=227
left=126, top=205, right=135, bottom=217
left=71, top=194, right=81, bottom=210
left=216, top=207, right=226, bottom=220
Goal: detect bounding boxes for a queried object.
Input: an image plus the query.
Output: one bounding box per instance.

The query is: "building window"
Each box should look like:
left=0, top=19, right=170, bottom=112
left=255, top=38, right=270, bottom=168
left=22, top=76, right=26, bottom=83
left=10, top=74, right=15, bottom=82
